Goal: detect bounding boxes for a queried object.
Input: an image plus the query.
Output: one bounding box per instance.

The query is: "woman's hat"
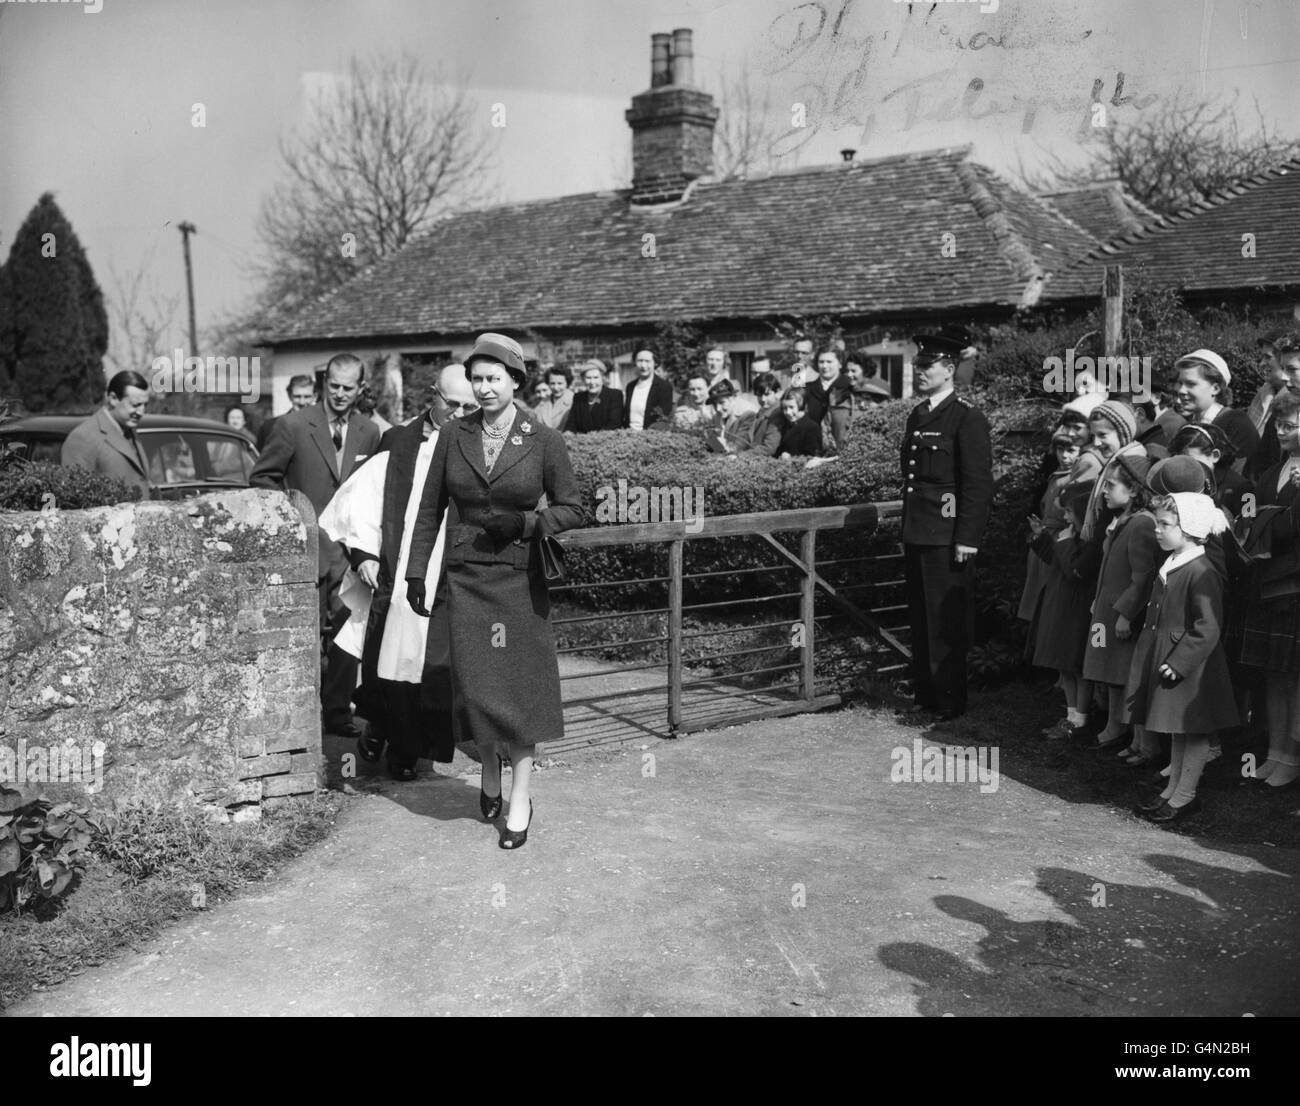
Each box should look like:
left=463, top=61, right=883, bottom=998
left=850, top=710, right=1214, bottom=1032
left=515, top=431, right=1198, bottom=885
left=1062, top=393, right=1105, bottom=421
left=1113, top=452, right=1152, bottom=488
left=1146, top=454, right=1211, bottom=495
left=1088, top=400, right=1138, bottom=446
left=1174, top=349, right=1231, bottom=386
left=708, top=379, right=737, bottom=401
left=464, top=332, right=528, bottom=387
left=1167, top=492, right=1227, bottom=539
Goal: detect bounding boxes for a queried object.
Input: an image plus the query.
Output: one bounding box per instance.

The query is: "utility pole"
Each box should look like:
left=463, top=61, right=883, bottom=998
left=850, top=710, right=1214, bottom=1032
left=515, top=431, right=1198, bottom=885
left=178, top=221, right=198, bottom=355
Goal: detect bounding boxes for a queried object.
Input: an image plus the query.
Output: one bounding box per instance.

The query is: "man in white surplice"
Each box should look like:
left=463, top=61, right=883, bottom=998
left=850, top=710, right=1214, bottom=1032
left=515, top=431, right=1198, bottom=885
left=319, top=364, right=478, bottom=780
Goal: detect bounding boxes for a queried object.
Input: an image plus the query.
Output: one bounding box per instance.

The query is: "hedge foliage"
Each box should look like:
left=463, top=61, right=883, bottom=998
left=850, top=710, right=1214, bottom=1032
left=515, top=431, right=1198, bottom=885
left=0, top=457, right=140, bottom=511
left=559, top=388, right=1047, bottom=630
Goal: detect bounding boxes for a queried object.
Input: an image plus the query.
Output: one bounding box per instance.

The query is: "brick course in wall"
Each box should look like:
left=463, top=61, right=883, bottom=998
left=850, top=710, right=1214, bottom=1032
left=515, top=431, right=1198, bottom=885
left=0, top=489, right=322, bottom=821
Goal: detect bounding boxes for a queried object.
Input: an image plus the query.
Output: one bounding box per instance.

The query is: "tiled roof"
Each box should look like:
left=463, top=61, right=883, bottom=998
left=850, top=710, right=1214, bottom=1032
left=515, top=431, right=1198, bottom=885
left=1042, top=160, right=1300, bottom=302
left=267, top=146, right=1101, bottom=345
left=1036, top=181, right=1157, bottom=243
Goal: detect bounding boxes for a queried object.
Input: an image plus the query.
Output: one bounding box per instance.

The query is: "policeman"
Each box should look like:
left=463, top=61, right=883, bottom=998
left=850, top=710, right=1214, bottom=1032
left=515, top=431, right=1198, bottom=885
left=899, top=330, right=994, bottom=720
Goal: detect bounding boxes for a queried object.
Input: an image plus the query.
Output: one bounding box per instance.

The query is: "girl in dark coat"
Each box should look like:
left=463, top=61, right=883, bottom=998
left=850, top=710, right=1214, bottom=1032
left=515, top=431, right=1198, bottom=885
left=407, top=334, right=584, bottom=849
left=778, top=388, right=822, bottom=459
left=1030, top=482, right=1103, bottom=739
left=1082, top=453, right=1159, bottom=753
left=1018, top=427, right=1079, bottom=622
left=1129, top=493, right=1238, bottom=823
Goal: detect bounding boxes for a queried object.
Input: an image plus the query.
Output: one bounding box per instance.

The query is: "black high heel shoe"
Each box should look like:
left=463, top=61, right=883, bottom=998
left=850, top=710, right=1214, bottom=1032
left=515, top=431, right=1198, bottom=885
left=499, top=799, right=533, bottom=850
left=479, top=756, right=503, bottom=821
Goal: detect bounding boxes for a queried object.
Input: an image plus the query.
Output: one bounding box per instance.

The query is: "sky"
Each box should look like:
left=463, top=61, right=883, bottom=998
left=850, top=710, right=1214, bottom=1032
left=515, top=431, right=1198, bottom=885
left=1, top=0, right=1298, bottom=354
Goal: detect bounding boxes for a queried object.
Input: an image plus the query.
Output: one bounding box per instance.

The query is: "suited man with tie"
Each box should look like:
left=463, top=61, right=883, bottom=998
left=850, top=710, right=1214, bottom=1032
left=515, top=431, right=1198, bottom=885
left=61, top=371, right=153, bottom=500
left=251, top=352, right=382, bottom=738
left=900, top=331, right=993, bottom=721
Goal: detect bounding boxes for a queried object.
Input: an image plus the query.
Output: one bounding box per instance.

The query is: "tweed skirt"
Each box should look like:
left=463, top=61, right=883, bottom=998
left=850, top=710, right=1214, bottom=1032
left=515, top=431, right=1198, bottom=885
left=438, top=560, right=564, bottom=750
left=1238, top=589, right=1300, bottom=673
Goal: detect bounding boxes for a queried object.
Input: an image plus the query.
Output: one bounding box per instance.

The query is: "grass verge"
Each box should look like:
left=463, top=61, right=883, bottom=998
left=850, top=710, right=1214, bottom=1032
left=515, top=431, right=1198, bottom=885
left=0, top=791, right=349, bottom=1011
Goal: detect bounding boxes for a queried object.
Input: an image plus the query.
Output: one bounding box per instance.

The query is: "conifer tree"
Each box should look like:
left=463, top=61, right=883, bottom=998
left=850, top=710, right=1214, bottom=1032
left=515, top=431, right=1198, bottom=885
left=0, top=193, right=109, bottom=413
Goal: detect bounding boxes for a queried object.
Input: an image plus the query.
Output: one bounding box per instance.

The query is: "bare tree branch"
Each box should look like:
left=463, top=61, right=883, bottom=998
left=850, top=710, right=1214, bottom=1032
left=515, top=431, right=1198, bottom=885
left=1033, top=89, right=1300, bottom=217
left=253, top=53, right=495, bottom=320
left=712, top=61, right=798, bottom=181
left=104, top=249, right=181, bottom=377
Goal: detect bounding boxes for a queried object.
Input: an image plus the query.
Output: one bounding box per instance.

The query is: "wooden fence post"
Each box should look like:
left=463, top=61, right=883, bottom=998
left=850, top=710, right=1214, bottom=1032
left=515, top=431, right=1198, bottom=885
left=800, top=529, right=816, bottom=702
left=667, top=538, right=684, bottom=732
left=1103, top=265, right=1124, bottom=357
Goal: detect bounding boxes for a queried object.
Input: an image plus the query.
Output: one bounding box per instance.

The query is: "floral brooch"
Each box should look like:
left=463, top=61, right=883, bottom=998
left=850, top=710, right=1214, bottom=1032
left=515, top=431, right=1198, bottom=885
left=519, top=420, right=532, bottom=433
left=510, top=435, right=523, bottom=445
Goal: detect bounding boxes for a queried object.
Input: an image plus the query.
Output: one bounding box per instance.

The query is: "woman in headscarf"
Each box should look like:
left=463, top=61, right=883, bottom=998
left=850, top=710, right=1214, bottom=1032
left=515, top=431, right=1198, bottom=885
left=406, top=333, right=583, bottom=849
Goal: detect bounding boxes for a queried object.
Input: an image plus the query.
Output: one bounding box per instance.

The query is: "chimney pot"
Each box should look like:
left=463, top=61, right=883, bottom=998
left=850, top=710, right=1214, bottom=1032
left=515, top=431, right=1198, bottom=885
left=670, top=28, right=694, bottom=87
left=650, top=33, right=671, bottom=88
left=841, top=148, right=856, bottom=163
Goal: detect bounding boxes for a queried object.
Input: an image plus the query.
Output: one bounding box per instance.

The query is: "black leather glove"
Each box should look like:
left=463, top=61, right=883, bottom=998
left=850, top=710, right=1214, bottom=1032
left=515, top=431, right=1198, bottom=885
left=481, top=511, right=525, bottom=544
left=407, top=579, right=429, bottom=616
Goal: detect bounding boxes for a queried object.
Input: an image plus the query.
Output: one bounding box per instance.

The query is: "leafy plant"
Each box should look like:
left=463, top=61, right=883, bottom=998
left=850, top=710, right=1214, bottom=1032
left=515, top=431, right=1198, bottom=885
left=0, top=785, right=113, bottom=914
left=0, top=458, right=139, bottom=511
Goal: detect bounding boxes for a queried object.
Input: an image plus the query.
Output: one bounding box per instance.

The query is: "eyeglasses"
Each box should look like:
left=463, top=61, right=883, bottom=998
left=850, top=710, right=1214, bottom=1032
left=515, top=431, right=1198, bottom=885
left=435, top=387, right=480, bottom=414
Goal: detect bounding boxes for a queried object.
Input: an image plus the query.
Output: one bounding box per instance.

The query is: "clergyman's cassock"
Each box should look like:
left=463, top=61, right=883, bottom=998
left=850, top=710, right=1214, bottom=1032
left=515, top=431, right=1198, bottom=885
left=319, top=412, right=453, bottom=768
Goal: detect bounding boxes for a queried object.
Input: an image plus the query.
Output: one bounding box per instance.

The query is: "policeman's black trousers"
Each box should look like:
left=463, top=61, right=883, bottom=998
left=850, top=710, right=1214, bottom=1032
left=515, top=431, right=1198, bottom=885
left=904, top=543, right=975, bottom=718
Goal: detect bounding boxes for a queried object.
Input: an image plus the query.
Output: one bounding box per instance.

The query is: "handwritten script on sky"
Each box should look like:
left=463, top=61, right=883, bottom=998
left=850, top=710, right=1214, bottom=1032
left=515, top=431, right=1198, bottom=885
left=756, top=0, right=1160, bottom=157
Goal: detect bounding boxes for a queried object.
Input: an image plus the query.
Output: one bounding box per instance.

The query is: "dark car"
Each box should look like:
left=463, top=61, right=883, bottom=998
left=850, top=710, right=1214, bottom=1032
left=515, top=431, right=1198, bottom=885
left=0, top=413, right=259, bottom=500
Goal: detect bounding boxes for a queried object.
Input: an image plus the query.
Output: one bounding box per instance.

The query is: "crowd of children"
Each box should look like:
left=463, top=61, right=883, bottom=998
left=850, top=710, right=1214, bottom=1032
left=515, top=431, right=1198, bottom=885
left=1019, top=338, right=1300, bottom=826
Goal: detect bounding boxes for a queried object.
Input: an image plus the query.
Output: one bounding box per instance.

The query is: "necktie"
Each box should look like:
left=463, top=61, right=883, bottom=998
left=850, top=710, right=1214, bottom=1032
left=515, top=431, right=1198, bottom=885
left=332, top=419, right=344, bottom=471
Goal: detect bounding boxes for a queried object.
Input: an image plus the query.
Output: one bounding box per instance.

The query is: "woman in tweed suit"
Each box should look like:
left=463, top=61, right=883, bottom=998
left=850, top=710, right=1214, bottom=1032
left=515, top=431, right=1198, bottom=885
left=406, top=334, right=584, bottom=849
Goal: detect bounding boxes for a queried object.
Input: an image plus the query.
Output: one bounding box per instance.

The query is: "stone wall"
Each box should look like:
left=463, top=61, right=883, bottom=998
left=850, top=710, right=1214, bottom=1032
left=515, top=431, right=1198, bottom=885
left=0, top=489, right=321, bottom=821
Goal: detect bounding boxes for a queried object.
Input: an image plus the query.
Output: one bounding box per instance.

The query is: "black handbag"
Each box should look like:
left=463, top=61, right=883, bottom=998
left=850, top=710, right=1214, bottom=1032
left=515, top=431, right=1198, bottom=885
left=537, top=533, right=567, bottom=586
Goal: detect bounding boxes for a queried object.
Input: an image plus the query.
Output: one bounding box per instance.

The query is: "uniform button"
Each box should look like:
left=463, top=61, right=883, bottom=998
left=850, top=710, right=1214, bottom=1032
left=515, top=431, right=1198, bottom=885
left=906, top=485, right=914, bottom=493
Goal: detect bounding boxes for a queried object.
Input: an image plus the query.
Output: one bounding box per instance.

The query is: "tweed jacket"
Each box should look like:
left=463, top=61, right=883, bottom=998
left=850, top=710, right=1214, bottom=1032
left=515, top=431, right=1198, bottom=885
left=406, top=410, right=583, bottom=579
left=60, top=407, right=151, bottom=499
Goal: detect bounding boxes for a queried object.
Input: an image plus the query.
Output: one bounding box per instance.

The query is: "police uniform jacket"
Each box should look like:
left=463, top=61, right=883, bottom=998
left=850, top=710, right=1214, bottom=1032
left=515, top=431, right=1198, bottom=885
left=900, top=391, right=993, bottom=547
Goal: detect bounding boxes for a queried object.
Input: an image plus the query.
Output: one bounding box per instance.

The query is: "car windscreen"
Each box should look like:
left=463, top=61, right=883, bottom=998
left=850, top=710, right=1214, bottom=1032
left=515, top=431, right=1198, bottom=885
left=139, top=430, right=256, bottom=485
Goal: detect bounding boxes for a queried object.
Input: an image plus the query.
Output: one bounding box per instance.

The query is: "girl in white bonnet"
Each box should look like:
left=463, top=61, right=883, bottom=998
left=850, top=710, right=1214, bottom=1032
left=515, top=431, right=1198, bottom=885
left=1129, top=492, right=1237, bottom=824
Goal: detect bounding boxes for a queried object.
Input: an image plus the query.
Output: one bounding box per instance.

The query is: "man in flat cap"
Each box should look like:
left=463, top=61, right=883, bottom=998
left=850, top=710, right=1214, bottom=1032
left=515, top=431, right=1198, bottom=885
left=899, top=331, right=993, bottom=720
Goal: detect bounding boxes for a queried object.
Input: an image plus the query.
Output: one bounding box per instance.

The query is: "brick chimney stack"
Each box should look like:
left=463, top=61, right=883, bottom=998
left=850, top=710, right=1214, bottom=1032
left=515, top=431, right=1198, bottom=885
left=625, top=28, right=719, bottom=205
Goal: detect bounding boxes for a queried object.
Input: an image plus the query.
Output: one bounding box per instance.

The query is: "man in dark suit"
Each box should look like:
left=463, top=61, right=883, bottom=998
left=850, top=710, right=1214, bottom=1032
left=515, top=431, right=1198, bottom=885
left=256, top=373, right=317, bottom=450
left=250, top=352, right=382, bottom=738
left=61, top=371, right=153, bottom=500
left=900, top=332, right=994, bottom=721
left=568, top=359, right=624, bottom=432
left=622, top=349, right=674, bottom=430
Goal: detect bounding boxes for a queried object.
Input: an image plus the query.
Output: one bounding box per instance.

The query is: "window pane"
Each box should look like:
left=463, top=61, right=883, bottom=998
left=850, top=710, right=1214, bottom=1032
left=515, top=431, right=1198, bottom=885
left=200, top=434, right=254, bottom=481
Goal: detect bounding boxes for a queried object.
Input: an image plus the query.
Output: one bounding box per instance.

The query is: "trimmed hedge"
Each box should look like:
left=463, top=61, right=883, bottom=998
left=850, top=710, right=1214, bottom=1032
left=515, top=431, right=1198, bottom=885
left=559, top=390, right=1047, bottom=631
left=0, top=458, right=140, bottom=511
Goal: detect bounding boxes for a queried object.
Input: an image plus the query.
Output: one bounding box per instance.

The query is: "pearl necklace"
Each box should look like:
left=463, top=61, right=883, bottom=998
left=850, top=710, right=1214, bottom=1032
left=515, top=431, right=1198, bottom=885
left=482, top=410, right=513, bottom=439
